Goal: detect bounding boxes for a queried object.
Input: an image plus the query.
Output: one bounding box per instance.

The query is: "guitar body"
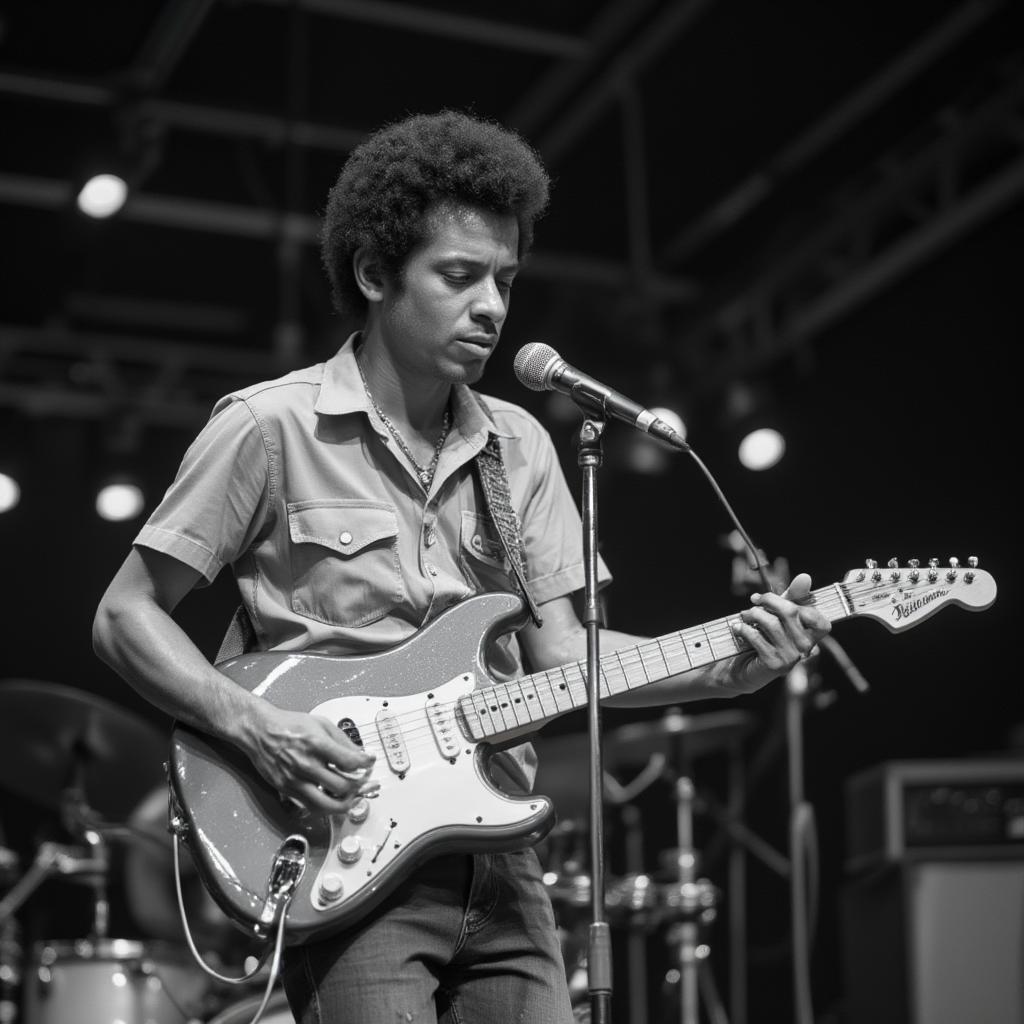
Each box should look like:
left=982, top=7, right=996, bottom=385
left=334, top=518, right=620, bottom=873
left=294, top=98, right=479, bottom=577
left=169, top=591, right=554, bottom=945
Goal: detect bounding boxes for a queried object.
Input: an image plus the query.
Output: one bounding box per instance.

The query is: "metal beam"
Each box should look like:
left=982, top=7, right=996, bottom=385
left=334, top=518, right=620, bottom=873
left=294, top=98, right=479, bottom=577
left=0, top=324, right=283, bottom=428
left=661, top=0, right=1004, bottom=263
left=536, top=0, right=713, bottom=165
left=246, top=0, right=587, bottom=58
left=506, top=0, right=662, bottom=135
left=128, top=0, right=218, bottom=94
left=674, top=64, right=1024, bottom=392
left=0, top=69, right=365, bottom=151
left=0, top=172, right=697, bottom=299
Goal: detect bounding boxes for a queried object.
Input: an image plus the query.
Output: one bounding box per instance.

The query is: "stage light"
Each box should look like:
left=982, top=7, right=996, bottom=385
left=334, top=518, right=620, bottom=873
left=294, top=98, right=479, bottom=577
left=738, top=427, right=786, bottom=471
left=0, top=472, right=20, bottom=513
left=76, top=172, right=128, bottom=219
left=95, top=480, right=145, bottom=522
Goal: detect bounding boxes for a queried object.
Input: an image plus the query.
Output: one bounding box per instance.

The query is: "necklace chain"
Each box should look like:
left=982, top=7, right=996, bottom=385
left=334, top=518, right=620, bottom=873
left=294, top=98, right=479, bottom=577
left=357, top=359, right=452, bottom=490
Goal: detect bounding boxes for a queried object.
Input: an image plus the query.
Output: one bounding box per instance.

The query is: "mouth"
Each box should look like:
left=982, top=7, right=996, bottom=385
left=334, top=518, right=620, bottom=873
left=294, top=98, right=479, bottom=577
left=457, top=335, right=497, bottom=353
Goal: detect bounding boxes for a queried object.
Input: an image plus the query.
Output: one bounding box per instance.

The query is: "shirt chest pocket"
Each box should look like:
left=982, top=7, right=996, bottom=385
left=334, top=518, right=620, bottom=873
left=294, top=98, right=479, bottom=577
left=287, top=500, right=406, bottom=628
left=459, top=511, right=513, bottom=595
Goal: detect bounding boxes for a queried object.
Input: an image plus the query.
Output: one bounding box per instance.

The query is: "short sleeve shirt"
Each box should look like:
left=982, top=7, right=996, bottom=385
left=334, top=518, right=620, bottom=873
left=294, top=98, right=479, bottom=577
left=135, top=334, right=611, bottom=786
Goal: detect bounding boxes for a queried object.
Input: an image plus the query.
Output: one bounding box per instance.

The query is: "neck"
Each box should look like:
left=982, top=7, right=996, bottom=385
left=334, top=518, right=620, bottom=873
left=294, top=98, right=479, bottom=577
left=356, top=337, right=451, bottom=433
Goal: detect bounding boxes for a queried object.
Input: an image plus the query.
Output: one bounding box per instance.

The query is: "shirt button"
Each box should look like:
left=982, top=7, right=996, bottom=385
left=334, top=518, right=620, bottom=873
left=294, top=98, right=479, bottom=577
left=425, top=526, right=436, bottom=547
left=471, top=535, right=483, bottom=551
left=339, top=531, right=353, bottom=545
left=426, top=563, right=438, bottom=577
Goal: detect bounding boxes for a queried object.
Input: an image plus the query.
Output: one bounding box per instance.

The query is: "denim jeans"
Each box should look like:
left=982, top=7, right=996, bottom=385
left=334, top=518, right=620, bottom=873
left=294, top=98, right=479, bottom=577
left=281, top=848, right=576, bottom=1024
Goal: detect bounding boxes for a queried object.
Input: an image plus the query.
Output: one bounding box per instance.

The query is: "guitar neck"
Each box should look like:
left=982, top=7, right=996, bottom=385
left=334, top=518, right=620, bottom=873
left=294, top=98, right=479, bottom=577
left=458, top=581, right=850, bottom=744
left=457, top=559, right=996, bottom=746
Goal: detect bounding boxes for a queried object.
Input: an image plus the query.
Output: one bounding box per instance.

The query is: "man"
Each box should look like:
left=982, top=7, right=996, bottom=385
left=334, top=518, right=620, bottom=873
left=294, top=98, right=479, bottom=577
left=93, top=110, right=830, bottom=1024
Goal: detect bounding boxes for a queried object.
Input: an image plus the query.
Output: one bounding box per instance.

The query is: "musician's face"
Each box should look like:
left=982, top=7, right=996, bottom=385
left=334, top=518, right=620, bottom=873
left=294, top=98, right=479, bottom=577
left=376, top=203, right=520, bottom=385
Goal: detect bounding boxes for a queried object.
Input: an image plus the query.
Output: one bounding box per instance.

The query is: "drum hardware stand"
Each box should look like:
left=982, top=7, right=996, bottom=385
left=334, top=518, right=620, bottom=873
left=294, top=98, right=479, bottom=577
left=0, top=777, right=114, bottom=942
left=662, top=730, right=728, bottom=1024
left=576, top=414, right=614, bottom=1024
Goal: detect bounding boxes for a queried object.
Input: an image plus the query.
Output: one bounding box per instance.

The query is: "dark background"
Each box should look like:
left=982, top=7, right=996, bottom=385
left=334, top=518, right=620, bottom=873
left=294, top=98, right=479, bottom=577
left=1, top=2, right=1022, bottom=1022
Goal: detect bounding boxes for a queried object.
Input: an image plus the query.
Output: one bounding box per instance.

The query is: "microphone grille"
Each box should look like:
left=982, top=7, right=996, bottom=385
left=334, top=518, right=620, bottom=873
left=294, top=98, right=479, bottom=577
left=513, top=342, right=560, bottom=391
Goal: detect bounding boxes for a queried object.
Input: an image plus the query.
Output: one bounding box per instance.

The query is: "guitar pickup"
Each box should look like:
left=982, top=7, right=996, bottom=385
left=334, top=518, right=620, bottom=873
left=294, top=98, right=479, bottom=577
left=375, top=709, right=411, bottom=774
left=426, top=695, right=460, bottom=759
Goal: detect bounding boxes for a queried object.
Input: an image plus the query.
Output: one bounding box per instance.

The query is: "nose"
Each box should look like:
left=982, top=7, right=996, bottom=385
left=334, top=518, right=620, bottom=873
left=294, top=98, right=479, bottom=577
left=471, top=277, right=508, bottom=327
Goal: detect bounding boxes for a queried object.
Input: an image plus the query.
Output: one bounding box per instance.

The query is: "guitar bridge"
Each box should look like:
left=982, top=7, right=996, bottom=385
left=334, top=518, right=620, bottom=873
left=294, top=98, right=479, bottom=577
left=256, top=835, right=308, bottom=936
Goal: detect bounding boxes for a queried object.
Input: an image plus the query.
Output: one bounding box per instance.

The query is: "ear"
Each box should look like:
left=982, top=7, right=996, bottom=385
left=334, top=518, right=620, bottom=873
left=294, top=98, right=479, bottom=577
left=352, top=247, right=386, bottom=303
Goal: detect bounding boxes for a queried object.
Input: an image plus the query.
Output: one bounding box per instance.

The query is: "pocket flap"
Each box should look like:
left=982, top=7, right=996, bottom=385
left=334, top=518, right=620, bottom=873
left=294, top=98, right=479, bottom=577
left=288, top=501, right=398, bottom=556
left=460, top=511, right=508, bottom=569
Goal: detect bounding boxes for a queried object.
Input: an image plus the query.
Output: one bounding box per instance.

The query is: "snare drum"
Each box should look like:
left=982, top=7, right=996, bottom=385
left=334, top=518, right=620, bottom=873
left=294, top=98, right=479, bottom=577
left=24, top=938, right=211, bottom=1024
left=205, top=990, right=294, bottom=1023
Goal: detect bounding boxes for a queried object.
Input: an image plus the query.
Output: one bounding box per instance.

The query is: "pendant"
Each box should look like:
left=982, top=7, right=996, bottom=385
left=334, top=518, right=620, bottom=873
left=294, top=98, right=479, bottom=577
left=419, top=470, right=431, bottom=487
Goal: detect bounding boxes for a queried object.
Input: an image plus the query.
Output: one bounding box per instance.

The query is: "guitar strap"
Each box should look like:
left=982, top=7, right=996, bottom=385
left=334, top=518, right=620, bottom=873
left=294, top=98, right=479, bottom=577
left=473, top=433, right=543, bottom=628
left=215, top=426, right=541, bottom=662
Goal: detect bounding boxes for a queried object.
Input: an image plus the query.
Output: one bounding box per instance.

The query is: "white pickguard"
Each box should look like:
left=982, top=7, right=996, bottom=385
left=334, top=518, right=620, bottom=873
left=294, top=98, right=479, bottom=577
left=307, top=673, right=544, bottom=916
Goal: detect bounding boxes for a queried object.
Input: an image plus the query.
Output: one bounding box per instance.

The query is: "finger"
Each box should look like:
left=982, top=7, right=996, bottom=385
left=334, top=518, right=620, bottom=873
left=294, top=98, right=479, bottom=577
left=293, top=779, right=361, bottom=816
left=321, top=748, right=376, bottom=778
left=747, top=594, right=819, bottom=650
left=315, top=722, right=377, bottom=771
left=740, top=605, right=791, bottom=645
left=731, top=617, right=779, bottom=661
left=280, top=785, right=346, bottom=818
left=739, top=606, right=815, bottom=662
left=780, top=571, right=813, bottom=602
left=303, top=759, right=372, bottom=798
left=797, top=604, right=831, bottom=635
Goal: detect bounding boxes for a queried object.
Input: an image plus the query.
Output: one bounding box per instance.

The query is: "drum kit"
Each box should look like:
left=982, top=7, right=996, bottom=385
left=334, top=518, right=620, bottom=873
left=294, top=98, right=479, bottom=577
left=0, top=677, right=754, bottom=1024
left=0, top=678, right=283, bottom=1024
left=532, top=708, right=756, bottom=1024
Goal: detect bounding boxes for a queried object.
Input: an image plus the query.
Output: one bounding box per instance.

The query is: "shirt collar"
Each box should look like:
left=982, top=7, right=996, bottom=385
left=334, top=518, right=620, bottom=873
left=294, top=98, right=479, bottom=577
left=315, top=332, right=514, bottom=441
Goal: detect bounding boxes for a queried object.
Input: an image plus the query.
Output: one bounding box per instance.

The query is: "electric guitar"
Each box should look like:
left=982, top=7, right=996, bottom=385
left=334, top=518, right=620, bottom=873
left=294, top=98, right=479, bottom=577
left=168, top=558, right=996, bottom=944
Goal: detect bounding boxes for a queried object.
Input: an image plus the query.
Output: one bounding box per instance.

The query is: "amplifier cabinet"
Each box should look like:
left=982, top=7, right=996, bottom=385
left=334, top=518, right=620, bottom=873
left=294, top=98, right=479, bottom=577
left=841, top=859, right=1024, bottom=1024
left=845, top=757, right=1024, bottom=874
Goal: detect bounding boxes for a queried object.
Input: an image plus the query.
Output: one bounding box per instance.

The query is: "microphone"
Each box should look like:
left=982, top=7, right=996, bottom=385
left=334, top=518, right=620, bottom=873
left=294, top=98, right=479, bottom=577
left=513, top=342, right=688, bottom=450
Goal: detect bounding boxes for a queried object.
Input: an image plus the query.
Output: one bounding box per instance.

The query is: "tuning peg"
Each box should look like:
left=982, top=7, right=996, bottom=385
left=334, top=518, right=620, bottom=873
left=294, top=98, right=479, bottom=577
left=887, top=558, right=900, bottom=582
left=927, top=558, right=939, bottom=582
left=949, top=557, right=960, bottom=568
left=907, top=558, right=921, bottom=583
left=865, top=559, right=877, bottom=569
left=968, top=556, right=978, bottom=568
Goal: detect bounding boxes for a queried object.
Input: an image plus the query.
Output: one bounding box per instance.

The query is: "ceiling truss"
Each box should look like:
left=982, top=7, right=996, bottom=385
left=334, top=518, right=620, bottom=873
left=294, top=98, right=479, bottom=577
left=0, top=0, right=1014, bottom=427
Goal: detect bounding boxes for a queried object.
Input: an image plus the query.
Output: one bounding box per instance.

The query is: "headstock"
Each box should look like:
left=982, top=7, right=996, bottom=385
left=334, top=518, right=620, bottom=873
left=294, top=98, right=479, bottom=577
left=840, top=556, right=996, bottom=632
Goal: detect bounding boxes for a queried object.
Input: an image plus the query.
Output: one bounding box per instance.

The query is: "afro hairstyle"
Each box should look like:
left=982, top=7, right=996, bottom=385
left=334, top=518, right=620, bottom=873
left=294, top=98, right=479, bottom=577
left=320, top=109, right=550, bottom=319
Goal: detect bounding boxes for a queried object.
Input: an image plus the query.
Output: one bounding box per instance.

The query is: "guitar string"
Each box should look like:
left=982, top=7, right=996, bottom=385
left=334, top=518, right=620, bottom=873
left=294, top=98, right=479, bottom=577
left=334, top=575, right=975, bottom=754
left=314, top=575, right=976, bottom=757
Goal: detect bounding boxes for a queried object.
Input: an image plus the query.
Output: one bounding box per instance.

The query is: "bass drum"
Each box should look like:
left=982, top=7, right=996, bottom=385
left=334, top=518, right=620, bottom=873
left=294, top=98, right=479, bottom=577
left=23, top=938, right=211, bottom=1024
left=207, top=990, right=295, bottom=1024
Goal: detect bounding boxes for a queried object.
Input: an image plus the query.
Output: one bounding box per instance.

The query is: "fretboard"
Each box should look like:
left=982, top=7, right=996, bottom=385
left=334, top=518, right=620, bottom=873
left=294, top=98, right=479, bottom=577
left=459, top=581, right=853, bottom=743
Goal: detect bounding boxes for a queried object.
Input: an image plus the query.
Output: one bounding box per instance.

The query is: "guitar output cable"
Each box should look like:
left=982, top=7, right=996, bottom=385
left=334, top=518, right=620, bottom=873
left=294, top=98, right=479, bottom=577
left=172, top=831, right=291, bottom=1024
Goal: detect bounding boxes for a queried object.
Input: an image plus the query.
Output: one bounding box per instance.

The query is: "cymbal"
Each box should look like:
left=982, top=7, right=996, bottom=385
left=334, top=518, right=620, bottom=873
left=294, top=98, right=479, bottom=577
left=605, top=708, right=755, bottom=769
left=0, top=679, right=168, bottom=821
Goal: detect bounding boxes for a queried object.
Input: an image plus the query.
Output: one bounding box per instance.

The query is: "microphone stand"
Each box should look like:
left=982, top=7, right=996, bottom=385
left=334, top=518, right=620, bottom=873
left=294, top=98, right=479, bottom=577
left=577, top=414, right=613, bottom=1024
